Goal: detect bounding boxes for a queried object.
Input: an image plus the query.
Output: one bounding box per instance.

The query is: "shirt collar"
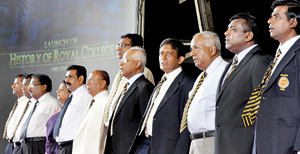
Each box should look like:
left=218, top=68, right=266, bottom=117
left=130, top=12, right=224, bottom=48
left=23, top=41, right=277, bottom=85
left=235, top=44, right=258, bottom=65
left=36, top=92, right=50, bottom=103
left=205, top=56, right=223, bottom=76
left=17, top=95, right=27, bottom=103
left=127, top=73, right=143, bottom=89
left=278, top=35, right=300, bottom=55
left=163, top=67, right=182, bottom=82
left=93, top=90, right=108, bottom=100
left=72, top=85, right=87, bottom=96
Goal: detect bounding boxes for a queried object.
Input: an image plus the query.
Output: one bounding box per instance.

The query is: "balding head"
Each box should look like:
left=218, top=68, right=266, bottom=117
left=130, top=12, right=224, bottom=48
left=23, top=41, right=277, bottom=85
left=86, top=70, right=109, bottom=97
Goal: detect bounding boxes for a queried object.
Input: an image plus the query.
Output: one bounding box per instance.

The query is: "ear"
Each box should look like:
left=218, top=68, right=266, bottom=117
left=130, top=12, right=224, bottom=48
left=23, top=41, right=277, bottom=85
left=210, top=45, right=218, bottom=56
left=100, top=80, right=107, bottom=89
left=41, top=84, right=47, bottom=91
left=79, top=75, right=84, bottom=84
left=135, top=61, right=142, bottom=69
left=290, top=18, right=298, bottom=29
left=245, top=31, right=254, bottom=42
left=178, top=56, right=185, bottom=65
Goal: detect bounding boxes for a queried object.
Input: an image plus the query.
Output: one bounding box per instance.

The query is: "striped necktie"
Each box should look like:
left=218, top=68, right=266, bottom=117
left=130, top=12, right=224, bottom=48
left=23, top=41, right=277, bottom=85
left=110, top=82, right=128, bottom=136
left=139, top=76, right=167, bottom=135
left=180, top=71, right=207, bottom=133
left=241, top=49, right=281, bottom=127
left=89, top=99, right=95, bottom=109
left=103, top=72, right=123, bottom=124
left=226, top=56, right=238, bottom=79
left=20, top=100, right=39, bottom=142
left=9, top=100, right=31, bottom=142
left=3, top=101, right=18, bottom=139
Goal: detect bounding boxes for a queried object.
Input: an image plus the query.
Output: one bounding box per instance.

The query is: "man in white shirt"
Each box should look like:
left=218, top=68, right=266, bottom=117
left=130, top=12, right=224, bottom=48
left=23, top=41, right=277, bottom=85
left=3, top=74, right=26, bottom=154
left=104, top=47, right=154, bottom=154
left=137, top=38, right=195, bottom=154
left=185, top=31, right=228, bottom=154
left=20, top=74, right=61, bottom=154
left=73, top=70, right=110, bottom=154
left=54, top=65, right=93, bottom=154
left=102, top=34, right=155, bottom=131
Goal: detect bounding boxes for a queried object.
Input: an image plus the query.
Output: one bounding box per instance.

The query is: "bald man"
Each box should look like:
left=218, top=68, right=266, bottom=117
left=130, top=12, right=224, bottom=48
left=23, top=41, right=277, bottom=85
left=72, top=70, right=110, bottom=154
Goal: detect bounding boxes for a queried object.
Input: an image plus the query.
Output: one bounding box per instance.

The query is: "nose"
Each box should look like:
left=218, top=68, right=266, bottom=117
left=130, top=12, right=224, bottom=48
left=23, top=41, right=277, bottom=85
left=190, top=49, right=195, bottom=56
left=56, top=89, right=60, bottom=94
left=87, top=79, right=91, bottom=85
left=11, top=83, right=15, bottom=88
left=116, top=45, right=121, bottom=51
left=224, top=30, right=230, bottom=36
left=267, top=18, right=273, bottom=24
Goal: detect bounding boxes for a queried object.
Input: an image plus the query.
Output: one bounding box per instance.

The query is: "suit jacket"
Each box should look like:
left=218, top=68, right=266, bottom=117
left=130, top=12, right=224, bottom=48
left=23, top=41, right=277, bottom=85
left=256, top=38, right=300, bottom=154
left=147, top=71, right=195, bottom=154
left=72, top=90, right=109, bottom=154
left=105, top=75, right=154, bottom=154
left=215, top=45, right=272, bottom=154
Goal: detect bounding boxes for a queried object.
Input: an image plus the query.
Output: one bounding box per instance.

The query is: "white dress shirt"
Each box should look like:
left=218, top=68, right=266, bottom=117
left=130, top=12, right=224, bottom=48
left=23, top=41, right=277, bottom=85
left=26, top=93, right=61, bottom=137
left=104, top=67, right=154, bottom=127
left=6, top=96, right=28, bottom=139
left=56, top=85, right=93, bottom=142
left=73, top=90, right=109, bottom=154
left=145, top=67, right=182, bottom=136
left=187, top=56, right=228, bottom=133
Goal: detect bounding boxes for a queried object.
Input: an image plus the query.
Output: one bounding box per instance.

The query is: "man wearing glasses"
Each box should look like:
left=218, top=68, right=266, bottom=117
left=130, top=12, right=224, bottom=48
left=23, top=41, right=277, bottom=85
left=20, top=74, right=61, bottom=154
left=102, top=33, right=154, bottom=134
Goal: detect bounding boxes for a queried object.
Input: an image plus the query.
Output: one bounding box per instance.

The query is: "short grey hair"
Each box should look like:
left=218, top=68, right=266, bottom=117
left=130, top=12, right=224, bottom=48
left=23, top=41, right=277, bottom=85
left=128, top=47, right=147, bottom=71
left=193, top=31, right=221, bottom=54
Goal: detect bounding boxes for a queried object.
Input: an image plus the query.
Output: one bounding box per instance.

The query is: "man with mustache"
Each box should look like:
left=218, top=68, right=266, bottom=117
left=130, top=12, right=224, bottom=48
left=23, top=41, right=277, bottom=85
left=54, top=65, right=93, bottom=154
left=214, top=13, right=272, bottom=154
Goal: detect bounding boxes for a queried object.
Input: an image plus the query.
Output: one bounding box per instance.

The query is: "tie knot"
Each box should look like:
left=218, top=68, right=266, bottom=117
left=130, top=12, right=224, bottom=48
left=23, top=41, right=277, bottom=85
left=276, top=49, right=282, bottom=57
left=161, top=76, right=167, bottom=83
left=234, top=56, right=238, bottom=63
left=203, top=71, right=208, bottom=78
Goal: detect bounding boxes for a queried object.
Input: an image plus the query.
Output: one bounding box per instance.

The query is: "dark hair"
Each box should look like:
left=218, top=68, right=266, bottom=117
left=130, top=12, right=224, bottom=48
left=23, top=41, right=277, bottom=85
left=160, top=38, right=186, bottom=58
left=229, top=12, right=259, bottom=41
left=62, top=80, right=71, bottom=92
left=271, top=0, right=300, bottom=34
left=121, top=33, right=144, bottom=47
left=16, top=74, right=25, bottom=80
left=66, top=65, right=87, bottom=84
left=100, top=70, right=110, bottom=87
left=23, top=74, right=33, bottom=79
left=32, top=74, right=52, bottom=92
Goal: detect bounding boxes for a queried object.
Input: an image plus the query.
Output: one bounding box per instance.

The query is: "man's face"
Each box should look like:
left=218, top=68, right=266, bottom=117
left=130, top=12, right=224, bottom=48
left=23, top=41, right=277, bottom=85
left=159, top=44, right=183, bottom=74
left=190, top=34, right=215, bottom=70
left=120, top=50, right=138, bottom=79
left=224, top=19, right=250, bottom=54
left=86, top=72, right=102, bottom=97
left=28, top=77, right=45, bottom=100
left=22, top=78, right=32, bottom=99
left=65, top=69, right=82, bottom=92
left=268, top=6, right=292, bottom=43
left=11, top=77, right=23, bottom=98
left=116, top=37, right=132, bottom=59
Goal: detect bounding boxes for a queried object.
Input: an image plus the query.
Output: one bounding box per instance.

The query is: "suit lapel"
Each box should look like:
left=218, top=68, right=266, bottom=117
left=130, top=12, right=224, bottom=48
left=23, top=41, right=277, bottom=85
left=115, top=75, right=144, bottom=116
left=263, top=40, right=300, bottom=93
left=217, top=46, right=259, bottom=103
left=155, top=71, right=184, bottom=114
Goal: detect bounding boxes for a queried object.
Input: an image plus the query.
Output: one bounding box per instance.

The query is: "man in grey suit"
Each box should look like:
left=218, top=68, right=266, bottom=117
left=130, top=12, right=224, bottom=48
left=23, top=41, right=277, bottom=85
left=215, top=13, right=272, bottom=154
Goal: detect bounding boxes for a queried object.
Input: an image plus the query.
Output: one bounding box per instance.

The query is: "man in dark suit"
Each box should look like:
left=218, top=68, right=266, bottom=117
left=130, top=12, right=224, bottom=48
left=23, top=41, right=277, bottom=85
left=104, top=47, right=154, bottom=154
left=136, top=38, right=194, bottom=154
left=253, top=1, right=300, bottom=153
left=215, top=13, right=272, bottom=154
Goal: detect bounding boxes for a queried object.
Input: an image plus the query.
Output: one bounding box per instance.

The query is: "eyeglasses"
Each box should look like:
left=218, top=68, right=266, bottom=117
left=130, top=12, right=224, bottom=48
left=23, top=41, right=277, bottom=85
left=29, top=83, right=43, bottom=87
left=120, top=58, right=136, bottom=63
left=117, top=43, right=132, bottom=48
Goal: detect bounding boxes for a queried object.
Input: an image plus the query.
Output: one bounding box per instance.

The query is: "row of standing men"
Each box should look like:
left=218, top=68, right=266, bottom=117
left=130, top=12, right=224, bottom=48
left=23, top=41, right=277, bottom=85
left=4, top=0, right=300, bottom=153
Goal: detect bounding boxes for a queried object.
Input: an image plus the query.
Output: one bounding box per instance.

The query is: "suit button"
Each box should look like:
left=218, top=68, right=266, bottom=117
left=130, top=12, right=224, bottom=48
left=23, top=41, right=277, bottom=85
left=262, top=97, right=265, bottom=99
left=153, top=118, right=156, bottom=121
left=216, top=106, right=219, bottom=109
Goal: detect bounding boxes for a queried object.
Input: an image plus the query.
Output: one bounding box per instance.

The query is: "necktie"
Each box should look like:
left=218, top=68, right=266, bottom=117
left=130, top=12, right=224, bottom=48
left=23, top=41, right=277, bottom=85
left=3, top=101, right=18, bottom=139
left=53, top=94, right=73, bottom=138
left=139, top=76, right=167, bottom=136
left=180, top=71, right=207, bottom=133
left=20, top=100, right=39, bottom=142
left=89, top=99, right=95, bottom=109
left=241, top=49, right=282, bottom=127
left=103, top=72, right=123, bottom=124
left=226, top=56, right=238, bottom=79
left=9, top=100, right=31, bottom=142
left=110, top=82, right=128, bottom=136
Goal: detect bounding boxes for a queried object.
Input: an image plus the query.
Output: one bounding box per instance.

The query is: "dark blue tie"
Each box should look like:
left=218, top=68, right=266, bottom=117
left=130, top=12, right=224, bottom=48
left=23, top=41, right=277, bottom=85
left=20, top=100, right=39, bottom=142
left=53, top=94, right=73, bottom=138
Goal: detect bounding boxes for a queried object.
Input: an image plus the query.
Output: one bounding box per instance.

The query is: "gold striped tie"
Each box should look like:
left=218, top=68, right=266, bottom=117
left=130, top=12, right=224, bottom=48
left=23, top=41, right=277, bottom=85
left=89, top=99, right=95, bottom=109
left=110, top=82, right=129, bottom=136
left=241, top=49, right=281, bottom=127
left=3, top=101, right=18, bottom=139
left=226, top=56, right=238, bottom=79
left=103, top=72, right=123, bottom=123
left=180, top=71, right=207, bottom=133
left=9, top=100, right=31, bottom=142
left=139, top=76, right=167, bottom=136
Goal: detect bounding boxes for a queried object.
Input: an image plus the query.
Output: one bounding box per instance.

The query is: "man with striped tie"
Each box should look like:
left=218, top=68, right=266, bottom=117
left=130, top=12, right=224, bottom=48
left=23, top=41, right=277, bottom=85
left=215, top=13, right=272, bottom=154
left=182, top=31, right=227, bottom=154
left=3, top=74, right=26, bottom=154
left=252, top=1, right=300, bottom=153
left=104, top=47, right=154, bottom=154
